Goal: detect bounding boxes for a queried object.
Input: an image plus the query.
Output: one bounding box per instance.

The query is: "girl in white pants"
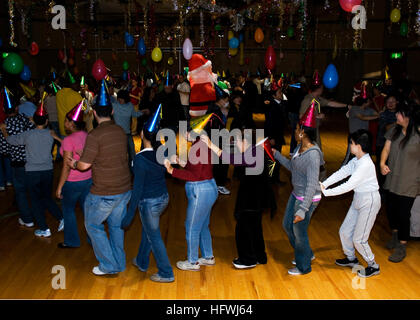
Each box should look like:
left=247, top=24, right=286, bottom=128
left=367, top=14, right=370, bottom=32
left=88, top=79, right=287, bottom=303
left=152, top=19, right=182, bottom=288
left=320, top=129, right=381, bottom=278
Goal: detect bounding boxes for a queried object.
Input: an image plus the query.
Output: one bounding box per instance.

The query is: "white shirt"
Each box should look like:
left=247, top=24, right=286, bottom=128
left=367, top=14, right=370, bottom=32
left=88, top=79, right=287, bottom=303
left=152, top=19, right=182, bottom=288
left=322, top=154, right=379, bottom=196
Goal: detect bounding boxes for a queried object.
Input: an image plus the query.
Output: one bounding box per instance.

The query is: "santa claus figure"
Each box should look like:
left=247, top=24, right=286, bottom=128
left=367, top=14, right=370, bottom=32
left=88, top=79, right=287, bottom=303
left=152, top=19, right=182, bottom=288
left=187, top=54, right=217, bottom=117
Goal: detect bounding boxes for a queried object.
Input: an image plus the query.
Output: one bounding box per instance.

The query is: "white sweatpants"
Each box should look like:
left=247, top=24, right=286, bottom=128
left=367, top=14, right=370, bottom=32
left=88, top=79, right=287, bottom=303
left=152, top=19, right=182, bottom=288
left=339, top=191, right=381, bottom=264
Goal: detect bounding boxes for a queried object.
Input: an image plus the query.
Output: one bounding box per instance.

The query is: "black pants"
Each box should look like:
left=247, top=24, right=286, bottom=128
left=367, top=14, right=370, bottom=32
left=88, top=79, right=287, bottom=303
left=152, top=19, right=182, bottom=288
left=235, top=210, right=267, bottom=265
left=375, top=146, right=386, bottom=190
left=271, top=144, right=282, bottom=182
left=179, top=105, right=190, bottom=122
left=386, top=191, right=416, bottom=241
left=213, top=164, right=229, bottom=187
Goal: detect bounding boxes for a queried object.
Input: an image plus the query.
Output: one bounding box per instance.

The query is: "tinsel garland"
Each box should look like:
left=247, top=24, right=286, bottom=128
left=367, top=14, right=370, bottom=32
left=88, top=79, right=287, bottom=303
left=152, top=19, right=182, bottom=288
left=90, top=0, right=95, bottom=22
left=299, top=0, right=308, bottom=68
left=74, top=1, right=79, bottom=25
left=415, top=1, right=420, bottom=36
left=144, top=6, right=148, bottom=44
left=324, top=0, right=330, bottom=10
left=200, top=10, right=205, bottom=48
left=9, top=0, right=17, bottom=47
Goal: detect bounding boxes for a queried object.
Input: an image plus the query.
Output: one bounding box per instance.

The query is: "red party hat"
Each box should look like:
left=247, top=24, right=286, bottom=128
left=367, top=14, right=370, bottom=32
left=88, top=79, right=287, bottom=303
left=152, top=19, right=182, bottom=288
left=360, top=82, right=368, bottom=99
left=66, top=99, right=85, bottom=123
left=35, top=92, right=48, bottom=117
left=312, top=70, right=321, bottom=86
left=256, top=137, right=276, bottom=176
left=299, top=100, right=317, bottom=128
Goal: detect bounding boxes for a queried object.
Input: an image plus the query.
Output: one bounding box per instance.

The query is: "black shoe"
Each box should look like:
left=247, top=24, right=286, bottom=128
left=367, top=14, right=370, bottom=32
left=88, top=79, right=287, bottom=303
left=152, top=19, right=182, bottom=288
left=357, top=266, right=380, bottom=278
left=335, top=257, right=359, bottom=267
left=57, top=242, right=77, bottom=249
left=232, top=258, right=256, bottom=269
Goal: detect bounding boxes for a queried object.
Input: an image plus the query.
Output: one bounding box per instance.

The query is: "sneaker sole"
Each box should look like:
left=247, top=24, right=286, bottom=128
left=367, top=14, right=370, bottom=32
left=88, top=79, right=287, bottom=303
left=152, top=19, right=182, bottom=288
left=232, top=262, right=256, bottom=269
left=198, top=260, right=216, bottom=266
left=35, top=234, right=51, bottom=238
left=292, top=257, right=315, bottom=265
left=335, top=262, right=359, bottom=267
left=150, top=276, right=175, bottom=283
left=358, top=270, right=380, bottom=278
left=288, top=271, right=303, bottom=276
left=176, top=264, right=200, bottom=271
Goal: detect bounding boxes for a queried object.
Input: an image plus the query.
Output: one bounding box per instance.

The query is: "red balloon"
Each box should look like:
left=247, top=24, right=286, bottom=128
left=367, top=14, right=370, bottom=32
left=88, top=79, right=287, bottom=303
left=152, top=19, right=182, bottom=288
left=69, top=47, right=75, bottom=58
left=58, top=49, right=65, bottom=61
left=265, top=45, right=276, bottom=71
left=92, top=59, right=107, bottom=81
left=339, top=0, right=362, bottom=12
left=30, top=42, right=39, bottom=56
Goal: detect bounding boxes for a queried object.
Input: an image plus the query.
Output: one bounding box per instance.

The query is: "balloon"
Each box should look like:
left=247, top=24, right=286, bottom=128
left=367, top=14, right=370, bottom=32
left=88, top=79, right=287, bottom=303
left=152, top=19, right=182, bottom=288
left=29, top=42, right=39, bottom=56
left=0, top=37, right=2, bottom=48
left=228, top=30, right=234, bottom=40
left=2, top=53, right=24, bottom=74
left=239, top=33, right=244, bottom=43
left=151, top=47, right=162, bottom=62
left=322, top=63, right=339, bottom=89
left=125, top=32, right=134, bottom=47
left=339, top=0, right=362, bottom=12
left=20, top=65, right=31, bottom=81
left=229, top=47, right=238, bottom=56
left=390, top=8, right=401, bottom=23
left=168, top=57, right=174, bottom=65
left=400, top=22, right=408, bottom=36
left=58, top=49, right=65, bottom=61
left=287, top=27, right=294, bottom=38
left=215, top=24, right=221, bottom=31
left=229, top=37, right=239, bottom=49
left=68, top=58, right=74, bottom=66
left=92, top=58, right=107, bottom=81
left=122, top=71, right=128, bottom=81
left=182, top=38, right=193, bottom=60
left=138, top=37, right=146, bottom=55
left=122, top=60, right=129, bottom=71
left=254, top=28, right=264, bottom=43
left=239, top=43, right=244, bottom=65
left=265, top=45, right=276, bottom=71
left=141, top=58, right=147, bottom=66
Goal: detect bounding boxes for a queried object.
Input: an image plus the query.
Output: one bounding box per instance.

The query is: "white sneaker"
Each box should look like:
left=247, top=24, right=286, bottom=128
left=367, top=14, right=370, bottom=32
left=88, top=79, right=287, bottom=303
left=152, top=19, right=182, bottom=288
left=218, top=186, right=231, bottom=195
left=292, top=255, right=315, bottom=265
left=176, top=260, right=200, bottom=271
left=197, top=257, right=216, bottom=266
left=34, top=229, right=51, bottom=238
left=92, top=266, right=108, bottom=276
left=18, top=218, right=34, bottom=228
left=57, top=219, right=64, bottom=232
left=288, top=267, right=304, bottom=276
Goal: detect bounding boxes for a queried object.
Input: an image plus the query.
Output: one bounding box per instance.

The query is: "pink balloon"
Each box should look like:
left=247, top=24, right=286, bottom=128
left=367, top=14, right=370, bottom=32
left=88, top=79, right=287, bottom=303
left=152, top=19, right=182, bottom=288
left=265, top=45, right=276, bottom=71
left=92, top=59, right=107, bottom=81
left=182, top=38, right=193, bottom=60
left=339, top=0, right=362, bottom=12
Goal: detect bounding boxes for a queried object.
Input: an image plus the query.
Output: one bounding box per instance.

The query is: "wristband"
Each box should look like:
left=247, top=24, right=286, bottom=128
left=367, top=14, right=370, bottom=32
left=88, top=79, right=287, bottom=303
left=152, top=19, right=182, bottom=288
left=73, top=161, right=78, bottom=170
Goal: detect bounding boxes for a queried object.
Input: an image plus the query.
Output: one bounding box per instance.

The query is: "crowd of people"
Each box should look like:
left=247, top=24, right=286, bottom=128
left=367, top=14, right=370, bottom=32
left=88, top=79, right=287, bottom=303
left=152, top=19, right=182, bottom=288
left=0, top=54, right=419, bottom=283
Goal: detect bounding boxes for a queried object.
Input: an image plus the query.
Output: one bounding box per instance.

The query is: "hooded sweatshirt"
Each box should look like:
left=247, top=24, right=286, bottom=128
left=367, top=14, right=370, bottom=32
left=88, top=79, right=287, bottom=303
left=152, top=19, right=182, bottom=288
left=274, top=144, right=325, bottom=219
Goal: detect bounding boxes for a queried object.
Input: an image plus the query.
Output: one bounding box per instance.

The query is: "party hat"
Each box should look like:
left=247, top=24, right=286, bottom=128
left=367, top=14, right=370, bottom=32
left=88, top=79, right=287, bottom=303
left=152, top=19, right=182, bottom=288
left=146, top=103, right=162, bottom=134
left=217, top=71, right=220, bottom=77
left=165, top=71, right=172, bottom=86
left=360, top=82, right=368, bottom=99
left=375, top=80, right=383, bottom=88
left=299, top=100, right=317, bottom=128
left=80, top=76, right=85, bottom=86
left=189, top=113, right=213, bottom=133
left=67, top=70, right=76, bottom=84
left=277, top=77, right=283, bottom=88
left=183, top=67, right=189, bottom=76
left=96, top=79, right=111, bottom=107
left=66, top=99, right=85, bottom=123
left=222, top=70, right=226, bottom=79
left=385, top=69, right=391, bottom=80
left=19, top=82, right=36, bottom=98
left=155, top=73, right=160, bottom=82
left=312, top=70, right=321, bottom=86
left=289, top=83, right=301, bottom=89
left=35, top=92, right=48, bottom=117
left=256, top=137, right=276, bottom=176
left=50, top=82, right=59, bottom=93
left=3, top=87, right=14, bottom=112
left=215, top=84, right=229, bottom=100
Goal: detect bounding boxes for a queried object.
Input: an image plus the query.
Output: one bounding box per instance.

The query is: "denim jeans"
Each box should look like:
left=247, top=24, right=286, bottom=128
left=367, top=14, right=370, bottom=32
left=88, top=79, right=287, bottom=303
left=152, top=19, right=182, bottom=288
left=283, top=194, right=319, bottom=274
left=62, top=179, right=92, bottom=247
left=11, top=166, right=32, bottom=224
left=0, top=155, right=12, bottom=187
left=135, top=193, right=173, bottom=278
left=185, top=179, right=218, bottom=263
left=26, top=170, right=63, bottom=230
left=84, top=190, right=131, bottom=273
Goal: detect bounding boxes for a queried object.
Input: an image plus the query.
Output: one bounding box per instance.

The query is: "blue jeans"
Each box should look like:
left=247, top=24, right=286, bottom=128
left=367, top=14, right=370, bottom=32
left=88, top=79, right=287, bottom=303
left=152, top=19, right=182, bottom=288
left=84, top=190, right=131, bottom=273
left=0, top=155, right=12, bottom=187
left=62, top=179, right=92, bottom=247
left=135, top=193, right=173, bottom=278
left=283, top=194, right=319, bottom=274
left=26, top=170, right=63, bottom=230
left=11, top=166, right=32, bottom=223
left=185, top=179, right=218, bottom=263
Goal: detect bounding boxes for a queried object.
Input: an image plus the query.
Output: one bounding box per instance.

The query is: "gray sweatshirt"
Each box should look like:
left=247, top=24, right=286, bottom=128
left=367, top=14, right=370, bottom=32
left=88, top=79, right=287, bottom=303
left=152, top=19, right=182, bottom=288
left=7, top=128, right=54, bottom=172
left=274, top=144, right=325, bottom=219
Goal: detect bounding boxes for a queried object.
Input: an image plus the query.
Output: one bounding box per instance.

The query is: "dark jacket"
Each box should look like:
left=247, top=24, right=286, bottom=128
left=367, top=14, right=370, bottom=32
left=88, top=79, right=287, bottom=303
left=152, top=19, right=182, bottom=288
left=156, top=90, right=181, bottom=129
left=264, top=97, right=288, bottom=146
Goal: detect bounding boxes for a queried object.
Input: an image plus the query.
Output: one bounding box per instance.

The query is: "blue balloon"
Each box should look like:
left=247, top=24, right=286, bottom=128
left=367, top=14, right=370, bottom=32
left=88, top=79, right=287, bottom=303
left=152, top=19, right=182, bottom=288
left=238, top=33, right=244, bottom=43
left=0, top=37, right=3, bottom=48
left=122, top=71, right=128, bottom=81
left=322, top=63, right=339, bottom=89
left=125, top=33, right=134, bottom=47
left=138, top=38, right=146, bottom=55
left=20, top=65, right=31, bottom=81
left=229, top=37, right=239, bottom=49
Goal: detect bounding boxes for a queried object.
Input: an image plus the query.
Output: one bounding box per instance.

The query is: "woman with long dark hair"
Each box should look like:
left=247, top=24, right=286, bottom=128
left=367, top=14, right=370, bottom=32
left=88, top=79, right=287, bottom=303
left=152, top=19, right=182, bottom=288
left=381, top=102, right=420, bottom=262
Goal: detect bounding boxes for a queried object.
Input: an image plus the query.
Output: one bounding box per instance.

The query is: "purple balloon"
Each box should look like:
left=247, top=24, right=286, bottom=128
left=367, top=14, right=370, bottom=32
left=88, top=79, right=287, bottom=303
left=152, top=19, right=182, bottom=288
left=182, top=38, right=193, bottom=60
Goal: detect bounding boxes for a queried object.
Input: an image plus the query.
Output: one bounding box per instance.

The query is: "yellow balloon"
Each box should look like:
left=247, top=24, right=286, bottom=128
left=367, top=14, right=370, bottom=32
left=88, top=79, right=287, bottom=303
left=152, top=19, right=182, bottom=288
left=390, top=8, right=401, bottom=23
left=254, top=28, right=264, bottom=43
left=151, top=47, right=162, bottom=62
left=229, top=47, right=238, bottom=56
left=228, top=30, right=234, bottom=40
left=168, top=57, right=174, bottom=65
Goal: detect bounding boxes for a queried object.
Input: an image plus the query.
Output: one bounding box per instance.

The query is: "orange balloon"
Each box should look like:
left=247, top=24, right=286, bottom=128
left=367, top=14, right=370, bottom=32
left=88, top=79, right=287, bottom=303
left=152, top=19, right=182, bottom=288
left=254, top=28, right=264, bottom=43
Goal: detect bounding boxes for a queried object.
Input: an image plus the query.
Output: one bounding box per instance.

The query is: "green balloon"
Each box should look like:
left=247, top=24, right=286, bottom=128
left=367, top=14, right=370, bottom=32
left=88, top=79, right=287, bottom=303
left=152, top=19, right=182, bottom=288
left=2, top=52, right=24, bottom=74
left=218, top=81, right=228, bottom=90
left=122, top=61, right=129, bottom=71
left=400, top=22, right=408, bottom=36
left=215, top=24, right=222, bottom=31
left=141, top=58, right=147, bottom=67
left=287, top=26, right=294, bottom=38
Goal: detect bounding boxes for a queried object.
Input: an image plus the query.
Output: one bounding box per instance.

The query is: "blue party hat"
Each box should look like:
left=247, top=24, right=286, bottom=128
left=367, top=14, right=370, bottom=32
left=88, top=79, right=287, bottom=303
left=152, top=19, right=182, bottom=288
left=96, top=79, right=111, bottom=107
left=165, top=71, right=172, bottom=86
left=3, top=87, right=14, bottom=112
left=146, top=103, right=162, bottom=133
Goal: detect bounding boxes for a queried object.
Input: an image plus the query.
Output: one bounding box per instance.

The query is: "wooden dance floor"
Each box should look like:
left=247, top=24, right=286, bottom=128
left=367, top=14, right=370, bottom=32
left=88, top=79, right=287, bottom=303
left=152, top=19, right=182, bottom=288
left=1, top=111, right=419, bottom=299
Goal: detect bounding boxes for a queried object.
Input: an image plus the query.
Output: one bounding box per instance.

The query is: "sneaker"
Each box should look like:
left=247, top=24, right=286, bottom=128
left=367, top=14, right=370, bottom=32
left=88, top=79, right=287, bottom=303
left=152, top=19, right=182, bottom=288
left=292, top=255, right=315, bottom=265
left=217, top=186, right=231, bottom=195
left=57, top=219, right=64, bottom=232
left=0, top=186, right=5, bottom=191
left=232, top=258, right=256, bottom=269
left=176, top=260, right=200, bottom=271
left=92, top=266, right=108, bottom=276
left=388, top=243, right=406, bottom=263
left=198, top=257, right=216, bottom=266
left=34, top=229, right=51, bottom=238
left=132, top=258, right=147, bottom=272
left=150, top=273, right=175, bottom=283
left=357, top=266, right=380, bottom=278
left=18, top=218, right=34, bottom=228
left=335, top=257, right=359, bottom=267
left=288, top=267, right=304, bottom=276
